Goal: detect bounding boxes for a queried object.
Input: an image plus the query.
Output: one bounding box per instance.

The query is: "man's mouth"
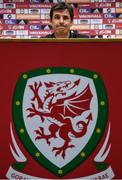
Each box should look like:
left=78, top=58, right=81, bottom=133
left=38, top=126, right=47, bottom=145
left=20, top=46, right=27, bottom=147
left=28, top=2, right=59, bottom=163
left=57, top=26, right=66, bottom=29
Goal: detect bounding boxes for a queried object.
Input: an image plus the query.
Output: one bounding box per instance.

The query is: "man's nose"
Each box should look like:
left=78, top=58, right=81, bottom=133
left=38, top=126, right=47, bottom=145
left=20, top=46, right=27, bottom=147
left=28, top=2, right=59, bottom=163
left=59, top=17, right=64, bottom=24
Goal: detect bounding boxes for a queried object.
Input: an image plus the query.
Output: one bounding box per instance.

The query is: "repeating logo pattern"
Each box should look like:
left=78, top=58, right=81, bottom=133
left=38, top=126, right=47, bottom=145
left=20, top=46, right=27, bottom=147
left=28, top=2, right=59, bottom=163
left=0, top=0, right=122, bottom=39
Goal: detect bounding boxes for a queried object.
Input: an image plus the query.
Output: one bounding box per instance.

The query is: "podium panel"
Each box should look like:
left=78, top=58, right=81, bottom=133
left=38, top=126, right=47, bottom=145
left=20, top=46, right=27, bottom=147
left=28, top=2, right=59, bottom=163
left=0, top=42, right=121, bottom=179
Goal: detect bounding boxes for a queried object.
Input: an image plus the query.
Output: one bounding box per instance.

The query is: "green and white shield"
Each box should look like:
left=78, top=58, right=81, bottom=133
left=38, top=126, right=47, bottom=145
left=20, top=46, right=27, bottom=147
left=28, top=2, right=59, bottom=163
left=12, top=67, right=108, bottom=177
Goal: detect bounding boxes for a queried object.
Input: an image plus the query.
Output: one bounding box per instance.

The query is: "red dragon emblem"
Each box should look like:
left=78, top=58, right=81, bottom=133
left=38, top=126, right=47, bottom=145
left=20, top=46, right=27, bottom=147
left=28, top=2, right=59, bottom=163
left=27, top=79, right=93, bottom=159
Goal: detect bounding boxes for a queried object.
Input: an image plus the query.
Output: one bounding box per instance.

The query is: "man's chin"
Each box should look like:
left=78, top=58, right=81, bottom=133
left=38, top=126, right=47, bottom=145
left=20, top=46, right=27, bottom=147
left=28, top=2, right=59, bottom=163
left=54, top=28, right=70, bottom=37
left=56, top=28, right=67, bottom=34
left=57, top=27, right=66, bottom=32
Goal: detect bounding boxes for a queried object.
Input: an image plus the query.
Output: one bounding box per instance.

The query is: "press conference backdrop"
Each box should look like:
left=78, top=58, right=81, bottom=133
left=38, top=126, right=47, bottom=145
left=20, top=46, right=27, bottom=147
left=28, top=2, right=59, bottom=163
left=0, top=0, right=122, bottom=39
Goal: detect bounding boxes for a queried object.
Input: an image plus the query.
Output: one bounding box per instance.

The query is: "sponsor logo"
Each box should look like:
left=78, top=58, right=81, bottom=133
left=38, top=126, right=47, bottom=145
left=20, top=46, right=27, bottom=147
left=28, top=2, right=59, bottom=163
left=79, top=8, right=91, bottom=13
left=6, top=0, right=24, bottom=2
left=116, top=13, right=122, bottom=18
left=4, top=3, right=16, bottom=9
left=78, top=19, right=90, bottom=24
left=103, top=7, right=115, bottom=13
left=99, top=29, right=115, bottom=35
left=29, top=25, right=41, bottom=30
left=40, top=8, right=50, bottom=13
left=116, top=24, right=122, bottom=29
left=91, top=19, right=103, bottom=24
left=67, top=0, right=90, bottom=2
left=116, top=2, right=122, bottom=8
left=79, top=14, right=103, bottom=18
left=16, top=9, right=29, bottom=14
left=16, top=35, right=28, bottom=38
left=3, top=29, right=15, bottom=35
left=116, top=8, right=122, bottom=13
left=0, top=9, right=12, bottom=14
left=4, top=19, right=16, bottom=24
left=40, top=14, right=50, bottom=19
left=29, top=4, right=51, bottom=8
left=8, top=25, right=25, bottom=30
left=16, top=14, right=40, bottom=19
left=103, top=24, right=115, bottom=29
left=102, top=34, right=115, bottom=38
left=16, top=30, right=28, bottom=35
left=3, top=14, right=16, bottom=19
left=103, top=0, right=115, bottom=2
left=91, top=8, right=103, bottom=13
left=29, top=8, right=40, bottom=14
left=103, top=13, right=116, bottom=18
left=29, top=20, right=41, bottom=24
left=91, top=0, right=102, bottom=2
left=29, top=30, right=51, bottom=34
left=97, top=3, right=113, bottom=8
left=28, top=35, right=41, bottom=38
left=30, top=0, right=41, bottom=3
left=91, top=24, right=102, bottom=29
left=78, top=3, right=90, bottom=8
left=116, top=34, right=122, bottom=38
left=0, top=4, right=3, bottom=8
left=16, top=19, right=28, bottom=24
left=116, top=29, right=122, bottom=35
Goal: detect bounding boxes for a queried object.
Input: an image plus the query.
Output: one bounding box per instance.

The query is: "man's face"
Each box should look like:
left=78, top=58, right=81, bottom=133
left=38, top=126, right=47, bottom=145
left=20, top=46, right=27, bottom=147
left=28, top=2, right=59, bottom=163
left=51, top=9, right=72, bottom=38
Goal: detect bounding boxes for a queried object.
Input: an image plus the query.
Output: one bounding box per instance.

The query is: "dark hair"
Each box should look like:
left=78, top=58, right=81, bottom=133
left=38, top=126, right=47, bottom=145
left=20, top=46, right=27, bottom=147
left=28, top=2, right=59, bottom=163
left=50, top=2, right=74, bottom=22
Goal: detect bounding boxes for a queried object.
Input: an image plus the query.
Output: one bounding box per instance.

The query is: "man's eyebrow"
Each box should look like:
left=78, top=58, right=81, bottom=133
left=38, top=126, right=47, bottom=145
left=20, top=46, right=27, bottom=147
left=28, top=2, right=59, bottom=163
left=54, top=14, right=60, bottom=16
left=53, top=14, right=60, bottom=17
left=53, top=14, right=70, bottom=18
left=63, top=15, right=69, bottom=19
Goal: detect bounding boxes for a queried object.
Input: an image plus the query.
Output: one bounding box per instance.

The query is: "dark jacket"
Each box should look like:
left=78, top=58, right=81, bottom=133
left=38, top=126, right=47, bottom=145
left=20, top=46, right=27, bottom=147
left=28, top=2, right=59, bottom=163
left=44, top=30, right=89, bottom=38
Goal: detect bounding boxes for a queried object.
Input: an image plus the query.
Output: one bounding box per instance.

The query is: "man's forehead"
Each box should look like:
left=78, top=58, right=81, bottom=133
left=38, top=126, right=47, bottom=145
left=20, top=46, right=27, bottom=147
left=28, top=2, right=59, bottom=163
left=53, top=9, right=70, bottom=16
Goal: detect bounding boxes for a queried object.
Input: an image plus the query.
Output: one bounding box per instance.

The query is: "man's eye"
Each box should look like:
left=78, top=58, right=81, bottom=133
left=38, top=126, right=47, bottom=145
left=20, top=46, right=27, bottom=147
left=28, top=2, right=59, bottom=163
left=63, top=16, right=69, bottom=20
left=54, top=16, right=60, bottom=19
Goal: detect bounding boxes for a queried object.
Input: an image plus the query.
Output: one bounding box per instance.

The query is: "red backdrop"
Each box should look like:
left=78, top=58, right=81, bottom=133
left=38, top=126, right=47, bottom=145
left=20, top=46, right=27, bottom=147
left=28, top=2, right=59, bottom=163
left=0, top=42, right=122, bottom=179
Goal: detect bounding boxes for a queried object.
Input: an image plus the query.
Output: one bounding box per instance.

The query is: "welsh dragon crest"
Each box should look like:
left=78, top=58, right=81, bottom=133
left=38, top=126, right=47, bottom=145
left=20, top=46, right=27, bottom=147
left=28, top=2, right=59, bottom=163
left=27, top=79, right=93, bottom=159
left=12, top=67, right=108, bottom=176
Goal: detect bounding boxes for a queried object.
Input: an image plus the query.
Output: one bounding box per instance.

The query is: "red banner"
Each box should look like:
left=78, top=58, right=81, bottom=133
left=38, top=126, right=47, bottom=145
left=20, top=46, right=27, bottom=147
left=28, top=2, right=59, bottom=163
left=0, top=42, right=122, bottom=179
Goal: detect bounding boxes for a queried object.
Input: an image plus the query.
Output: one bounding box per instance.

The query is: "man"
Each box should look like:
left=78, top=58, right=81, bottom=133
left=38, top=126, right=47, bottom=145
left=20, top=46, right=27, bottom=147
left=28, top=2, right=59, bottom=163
left=45, top=2, right=89, bottom=38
